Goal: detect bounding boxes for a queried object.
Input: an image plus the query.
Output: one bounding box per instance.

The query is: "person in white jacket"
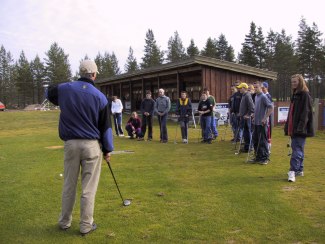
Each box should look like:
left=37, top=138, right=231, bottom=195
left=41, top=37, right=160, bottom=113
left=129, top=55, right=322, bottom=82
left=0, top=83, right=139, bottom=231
left=111, top=96, right=124, bottom=136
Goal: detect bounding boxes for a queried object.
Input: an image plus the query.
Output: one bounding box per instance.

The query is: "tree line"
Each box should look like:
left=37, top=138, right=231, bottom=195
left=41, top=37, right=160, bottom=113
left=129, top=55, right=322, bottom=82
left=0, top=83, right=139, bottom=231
left=0, top=17, right=324, bottom=108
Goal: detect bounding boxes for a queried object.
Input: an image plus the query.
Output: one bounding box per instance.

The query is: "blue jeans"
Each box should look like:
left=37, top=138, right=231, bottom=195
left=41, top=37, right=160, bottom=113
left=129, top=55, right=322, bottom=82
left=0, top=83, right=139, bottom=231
left=113, top=113, right=123, bottom=135
left=201, top=116, right=212, bottom=141
left=158, top=114, right=168, bottom=141
left=290, top=136, right=306, bottom=172
left=210, top=116, right=218, bottom=137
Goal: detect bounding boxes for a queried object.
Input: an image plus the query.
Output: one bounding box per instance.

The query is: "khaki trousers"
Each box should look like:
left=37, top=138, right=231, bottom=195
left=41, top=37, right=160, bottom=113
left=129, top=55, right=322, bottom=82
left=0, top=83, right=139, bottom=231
left=58, top=139, right=102, bottom=233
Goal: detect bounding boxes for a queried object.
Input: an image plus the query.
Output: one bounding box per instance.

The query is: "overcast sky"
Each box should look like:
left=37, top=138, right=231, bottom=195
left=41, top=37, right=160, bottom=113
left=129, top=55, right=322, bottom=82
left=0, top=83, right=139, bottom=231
left=1, top=0, right=324, bottom=74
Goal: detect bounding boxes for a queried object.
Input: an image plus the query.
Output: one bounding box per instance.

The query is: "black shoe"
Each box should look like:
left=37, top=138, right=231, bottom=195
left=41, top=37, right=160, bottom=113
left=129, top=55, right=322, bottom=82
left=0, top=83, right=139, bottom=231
left=162, top=140, right=168, bottom=143
left=81, top=223, right=97, bottom=236
left=207, top=139, right=212, bottom=144
left=147, top=137, right=152, bottom=141
left=240, top=149, right=248, bottom=153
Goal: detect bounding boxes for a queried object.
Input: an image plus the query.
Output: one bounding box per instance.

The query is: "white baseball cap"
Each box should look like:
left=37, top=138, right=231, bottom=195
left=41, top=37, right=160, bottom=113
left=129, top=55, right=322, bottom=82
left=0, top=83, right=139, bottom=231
left=79, top=60, right=99, bottom=74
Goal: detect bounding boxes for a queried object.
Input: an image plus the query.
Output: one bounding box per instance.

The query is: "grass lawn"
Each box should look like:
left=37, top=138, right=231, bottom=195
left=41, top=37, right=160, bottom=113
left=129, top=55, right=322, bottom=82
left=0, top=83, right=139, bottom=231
left=0, top=110, right=325, bottom=243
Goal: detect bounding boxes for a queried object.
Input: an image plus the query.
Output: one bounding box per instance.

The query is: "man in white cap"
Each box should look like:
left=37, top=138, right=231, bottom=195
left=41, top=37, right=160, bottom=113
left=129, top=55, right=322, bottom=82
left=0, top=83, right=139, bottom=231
left=47, top=60, right=114, bottom=236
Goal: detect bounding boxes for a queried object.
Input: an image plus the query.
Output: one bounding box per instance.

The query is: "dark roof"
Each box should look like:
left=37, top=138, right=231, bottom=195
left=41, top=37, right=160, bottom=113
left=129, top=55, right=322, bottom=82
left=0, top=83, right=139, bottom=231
left=95, top=55, right=277, bottom=84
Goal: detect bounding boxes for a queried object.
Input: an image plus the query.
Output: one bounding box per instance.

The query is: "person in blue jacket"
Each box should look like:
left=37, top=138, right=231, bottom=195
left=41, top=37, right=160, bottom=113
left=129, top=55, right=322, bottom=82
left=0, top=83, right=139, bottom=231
left=47, top=60, right=114, bottom=236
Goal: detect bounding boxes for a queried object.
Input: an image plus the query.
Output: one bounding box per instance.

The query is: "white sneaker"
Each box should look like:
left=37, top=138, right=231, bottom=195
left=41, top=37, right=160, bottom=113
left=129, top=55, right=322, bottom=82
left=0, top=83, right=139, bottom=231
left=183, top=139, right=188, bottom=144
left=288, top=171, right=295, bottom=182
left=119, top=134, right=124, bottom=137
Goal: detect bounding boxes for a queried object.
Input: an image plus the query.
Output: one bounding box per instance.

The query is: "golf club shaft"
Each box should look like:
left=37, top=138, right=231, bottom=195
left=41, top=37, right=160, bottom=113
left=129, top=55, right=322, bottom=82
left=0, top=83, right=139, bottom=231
left=107, top=161, right=125, bottom=202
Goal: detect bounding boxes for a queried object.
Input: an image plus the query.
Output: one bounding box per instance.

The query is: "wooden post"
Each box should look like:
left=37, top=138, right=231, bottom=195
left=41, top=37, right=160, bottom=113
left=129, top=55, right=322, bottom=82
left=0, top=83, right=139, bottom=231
left=176, top=72, right=180, bottom=97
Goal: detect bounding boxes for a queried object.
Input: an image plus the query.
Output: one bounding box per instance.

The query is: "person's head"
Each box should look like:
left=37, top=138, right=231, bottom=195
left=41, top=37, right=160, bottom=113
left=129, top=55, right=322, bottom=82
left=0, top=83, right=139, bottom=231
left=158, top=88, right=164, bottom=97
left=180, top=91, right=187, bottom=99
left=112, top=96, right=117, bottom=101
left=231, top=85, right=237, bottom=94
left=79, top=60, right=98, bottom=80
left=248, top=84, right=255, bottom=94
left=261, top=81, right=269, bottom=94
left=145, top=90, right=152, bottom=99
left=234, top=80, right=241, bottom=87
left=236, top=82, right=248, bottom=94
left=201, top=92, right=208, bottom=101
left=253, top=81, right=263, bottom=94
left=291, top=74, right=309, bottom=93
left=203, top=88, right=210, bottom=96
left=131, top=111, right=138, bottom=119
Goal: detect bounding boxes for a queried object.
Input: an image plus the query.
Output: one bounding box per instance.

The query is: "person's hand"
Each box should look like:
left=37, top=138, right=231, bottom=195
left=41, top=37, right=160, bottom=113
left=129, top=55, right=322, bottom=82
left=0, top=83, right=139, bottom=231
left=243, top=115, right=250, bottom=120
left=103, top=152, right=111, bottom=162
left=261, top=118, right=267, bottom=126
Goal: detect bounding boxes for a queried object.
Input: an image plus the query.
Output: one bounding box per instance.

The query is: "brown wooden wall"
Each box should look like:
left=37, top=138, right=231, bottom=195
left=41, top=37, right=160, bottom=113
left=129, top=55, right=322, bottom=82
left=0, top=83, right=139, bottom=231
left=201, top=67, right=262, bottom=103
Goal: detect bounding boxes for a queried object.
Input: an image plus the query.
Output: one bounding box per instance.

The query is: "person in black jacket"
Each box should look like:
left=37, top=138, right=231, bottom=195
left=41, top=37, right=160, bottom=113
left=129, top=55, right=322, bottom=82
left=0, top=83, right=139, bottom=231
left=139, top=91, right=155, bottom=141
left=232, top=80, right=243, bottom=142
left=175, top=91, right=192, bottom=143
left=284, top=74, right=314, bottom=182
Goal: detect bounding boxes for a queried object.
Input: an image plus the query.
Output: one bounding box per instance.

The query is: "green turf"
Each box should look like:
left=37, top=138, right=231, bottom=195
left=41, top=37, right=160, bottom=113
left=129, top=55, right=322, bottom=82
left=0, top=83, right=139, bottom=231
left=0, top=111, right=325, bottom=243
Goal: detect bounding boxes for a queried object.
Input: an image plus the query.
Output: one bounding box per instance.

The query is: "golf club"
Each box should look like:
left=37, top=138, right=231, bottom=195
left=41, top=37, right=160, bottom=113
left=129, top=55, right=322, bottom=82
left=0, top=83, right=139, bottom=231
left=106, top=160, right=131, bottom=206
left=174, top=119, right=178, bottom=144
left=221, top=119, right=229, bottom=141
left=234, top=135, right=243, bottom=155
left=246, top=128, right=254, bottom=163
left=287, top=137, right=292, bottom=156
left=233, top=118, right=241, bottom=150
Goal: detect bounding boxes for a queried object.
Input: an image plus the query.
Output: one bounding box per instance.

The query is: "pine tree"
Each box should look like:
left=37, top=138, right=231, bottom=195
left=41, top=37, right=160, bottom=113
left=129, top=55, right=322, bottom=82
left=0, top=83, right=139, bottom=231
left=44, top=42, right=71, bottom=84
left=141, top=29, right=164, bottom=69
left=225, top=45, right=235, bottom=62
left=16, top=51, right=34, bottom=107
left=255, top=27, right=266, bottom=68
left=265, top=30, right=278, bottom=70
left=110, top=52, right=120, bottom=75
left=239, top=22, right=259, bottom=67
left=201, top=37, right=217, bottom=58
left=296, top=18, right=324, bottom=97
left=166, top=31, right=186, bottom=62
left=124, top=46, right=139, bottom=73
left=273, top=30, right=298, bottom=100
left=215, top=34, right=229, bottom=60
left=0, top=45, right=15, bottom=106
left=30, top=55, right=46, bottom=104
left=95, top=52, right=120, bottom=79
left=186, top=39, right=200, bottom=57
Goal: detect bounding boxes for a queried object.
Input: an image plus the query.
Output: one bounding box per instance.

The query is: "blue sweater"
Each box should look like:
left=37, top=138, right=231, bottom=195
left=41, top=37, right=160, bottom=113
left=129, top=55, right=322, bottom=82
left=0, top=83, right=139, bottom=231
left=47, top=78, right=114, bottom=153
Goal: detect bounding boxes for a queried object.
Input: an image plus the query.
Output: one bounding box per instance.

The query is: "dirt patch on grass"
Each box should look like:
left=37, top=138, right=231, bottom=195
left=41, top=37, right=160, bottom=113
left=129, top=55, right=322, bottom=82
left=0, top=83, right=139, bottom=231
left=282, top=186, right=298, bottom=191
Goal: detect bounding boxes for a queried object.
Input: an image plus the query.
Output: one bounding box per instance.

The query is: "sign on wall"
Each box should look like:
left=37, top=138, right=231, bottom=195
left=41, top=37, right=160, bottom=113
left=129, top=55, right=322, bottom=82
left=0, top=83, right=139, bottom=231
left=278, top=107, right=289, bottom=123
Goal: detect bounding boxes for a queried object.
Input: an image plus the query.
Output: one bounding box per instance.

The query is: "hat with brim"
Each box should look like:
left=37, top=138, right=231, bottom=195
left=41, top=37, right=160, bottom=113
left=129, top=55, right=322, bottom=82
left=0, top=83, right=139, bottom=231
left=237, top=83, right=249, bottom=89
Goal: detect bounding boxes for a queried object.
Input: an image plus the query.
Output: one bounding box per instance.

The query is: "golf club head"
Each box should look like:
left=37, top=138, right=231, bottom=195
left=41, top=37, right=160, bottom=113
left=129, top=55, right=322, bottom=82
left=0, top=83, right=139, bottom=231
left=123, top=199, right=131, bottom=206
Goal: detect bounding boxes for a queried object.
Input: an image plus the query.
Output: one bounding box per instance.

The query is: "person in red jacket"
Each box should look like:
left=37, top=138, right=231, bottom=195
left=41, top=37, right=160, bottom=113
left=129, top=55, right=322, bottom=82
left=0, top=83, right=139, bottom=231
left=284, top=74, right=314, bottom=182
left=125, top=112, right=142, bottom=139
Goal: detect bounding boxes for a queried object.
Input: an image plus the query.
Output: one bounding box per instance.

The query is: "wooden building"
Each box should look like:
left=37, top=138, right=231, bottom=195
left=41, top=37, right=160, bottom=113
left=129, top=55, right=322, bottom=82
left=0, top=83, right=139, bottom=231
left=96, top=56, right=277, bottom=112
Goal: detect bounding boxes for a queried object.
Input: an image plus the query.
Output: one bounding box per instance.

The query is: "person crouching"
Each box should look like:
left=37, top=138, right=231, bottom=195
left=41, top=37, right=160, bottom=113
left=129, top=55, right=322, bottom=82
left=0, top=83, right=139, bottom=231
left=125, top=112, right=142, bottom=139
